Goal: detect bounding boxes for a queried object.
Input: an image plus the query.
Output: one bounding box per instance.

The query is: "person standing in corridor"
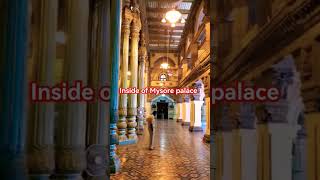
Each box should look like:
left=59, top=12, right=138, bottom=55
left=147, top=111, right=157, bottom=150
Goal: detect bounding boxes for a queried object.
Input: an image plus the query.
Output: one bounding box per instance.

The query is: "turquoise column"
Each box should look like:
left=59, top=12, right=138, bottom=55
left=109, top=0, right=121, bottom=174
left=0, top=0, right=28, bottom=178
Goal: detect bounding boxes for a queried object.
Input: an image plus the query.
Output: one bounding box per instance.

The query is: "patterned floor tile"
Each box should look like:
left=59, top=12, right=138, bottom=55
left=111, top=120, right=210, bottom=180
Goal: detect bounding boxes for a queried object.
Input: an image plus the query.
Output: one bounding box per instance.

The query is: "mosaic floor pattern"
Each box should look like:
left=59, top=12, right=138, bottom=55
left=111, top=120, right=210, bottom=180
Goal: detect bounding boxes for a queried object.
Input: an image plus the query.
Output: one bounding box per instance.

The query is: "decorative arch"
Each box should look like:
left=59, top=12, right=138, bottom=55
left=151, top=94, right=175, bottom=104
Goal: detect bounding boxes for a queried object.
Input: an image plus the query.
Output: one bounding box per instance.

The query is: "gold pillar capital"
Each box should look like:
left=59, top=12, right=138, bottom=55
left=131, top=14, right=141, bottom=38
left=122, top=8, right=133, bottom=35
left=139, top=46, right=147, bottom=62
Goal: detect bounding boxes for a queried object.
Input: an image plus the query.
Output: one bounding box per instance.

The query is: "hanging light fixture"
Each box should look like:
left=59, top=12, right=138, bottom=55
left=161, top=18, right=166, bottom=23
left=158, top=8, right=184, bottom=86
left=161, top=63, right=169, bottom=69
left=165, top=9, right=182, bottom=24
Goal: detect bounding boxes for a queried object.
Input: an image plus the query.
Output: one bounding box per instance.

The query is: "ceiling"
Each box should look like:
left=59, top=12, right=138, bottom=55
left=146, top=0, right=195, bottom=52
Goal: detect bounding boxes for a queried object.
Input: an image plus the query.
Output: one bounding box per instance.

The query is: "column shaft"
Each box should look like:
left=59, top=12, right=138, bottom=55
left=27, top=0, right=57, bottom=178
left=55, top=0, right=89, bottom=178
left=109, top=0, right=122, bottom=174
left=292, top=125, right=307, bottom=180
left=0, top=0, right=28, bottom=178
left=203, top=97, right=211, bottom=142
left=144, top=64, right=149, bottom=121
left=137, top=54, right=146, bottom=135
left=127, top=14, right=141, bottom=142
left=189, top=100, right=204, bottom=131
left=181, top=96, right=190, bottom=126
left=176, top=102, right=181, bottom=122
left=178, top=102, right=183, bottom=121
left=268, top=124, right=297, bottom=180
left=190, top=81, right=205, bottom=131
left=238, top=103, right=257, bottom=180
left=239, top=129, right=257, bottom=180
left=221, top=131, right=233, bottom=180
left=85, top=0, right=113, bottom=177
left=118, top=7, right=132, bottom=144
left=257, top=124, right=270, bottom=180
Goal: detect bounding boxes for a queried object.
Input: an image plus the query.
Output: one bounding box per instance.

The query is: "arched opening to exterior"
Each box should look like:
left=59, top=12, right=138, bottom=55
left=151, top=95, right=176, bottom=119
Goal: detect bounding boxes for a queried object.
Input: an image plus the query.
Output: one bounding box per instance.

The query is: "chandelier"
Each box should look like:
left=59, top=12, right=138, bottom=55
left=161, top=9, right=185, bottom=27
left=160, top=63, right=169, bottom=69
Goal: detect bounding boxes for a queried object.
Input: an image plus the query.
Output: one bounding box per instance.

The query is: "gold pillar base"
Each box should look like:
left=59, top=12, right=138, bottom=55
left=118, top=108, right=128, bottom=143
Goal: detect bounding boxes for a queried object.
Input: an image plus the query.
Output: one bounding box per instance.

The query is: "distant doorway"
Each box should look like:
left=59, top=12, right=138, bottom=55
left=157, top=100, right=168, bottom=119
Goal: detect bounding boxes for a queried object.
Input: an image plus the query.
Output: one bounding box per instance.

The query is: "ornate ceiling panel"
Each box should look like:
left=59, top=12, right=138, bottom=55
left=146, top=0, right=194, bottom=52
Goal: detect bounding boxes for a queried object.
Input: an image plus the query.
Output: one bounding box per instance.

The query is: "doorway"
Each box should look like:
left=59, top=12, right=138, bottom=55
left=157, top=100, right=168, bottom=119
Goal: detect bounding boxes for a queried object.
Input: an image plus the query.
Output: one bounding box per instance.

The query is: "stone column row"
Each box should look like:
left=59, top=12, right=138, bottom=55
left=118, top=7, right=141, bottom=144
left=178, top=81, right=210, bottom=135
left=1, top=0, right=122, bottom=178
left=214, top=56, right=307, bottom=180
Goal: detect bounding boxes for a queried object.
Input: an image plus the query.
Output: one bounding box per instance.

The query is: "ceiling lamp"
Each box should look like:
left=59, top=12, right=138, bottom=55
left=165, top=9, right=182, bottom=24
left=160, top=63, right=169, bottom=69
left=161, top=18, right=166, bottom=23
left=181, top=18, right=185, bottom=23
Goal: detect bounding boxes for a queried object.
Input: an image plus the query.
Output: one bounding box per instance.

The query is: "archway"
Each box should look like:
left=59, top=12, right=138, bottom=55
left=151, top=95, right=176, bottom=119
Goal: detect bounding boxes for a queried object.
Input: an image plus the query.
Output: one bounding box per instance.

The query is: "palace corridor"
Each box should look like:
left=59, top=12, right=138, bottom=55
left=111, top=120, right=210, bottom=180
left=2, top=0, right=320, bottom=179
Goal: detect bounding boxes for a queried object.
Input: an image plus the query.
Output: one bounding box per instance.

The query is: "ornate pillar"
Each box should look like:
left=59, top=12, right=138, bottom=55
left=109, top=0, right=122, bottom=174
left=189, top=81, right=205, bottom=131
left=264, top=56, right=303, bottom=180
left=54, top=0, right=89, bottom=179
left=27, top=0, right=57, bottom=178
left=201, top=101, right=206, bottom=123
left=144, top=62, right=150, bottom=121
left=239, top=103, right=257, bottom=180
left=181, top=95, right=191, bottom=126
left=137, top=34, right=147, bottom=135
left=118, top=7, right=132, bottom=144
left=0, top=0, right=28, bottom=178
left=202, top=75, right=211, bottom=142
left=127, top=12, right=141, bottom=142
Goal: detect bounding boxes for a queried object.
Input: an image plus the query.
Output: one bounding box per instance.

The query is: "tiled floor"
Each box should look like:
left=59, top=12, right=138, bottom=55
left=111, top=120, right=210, bottom=180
